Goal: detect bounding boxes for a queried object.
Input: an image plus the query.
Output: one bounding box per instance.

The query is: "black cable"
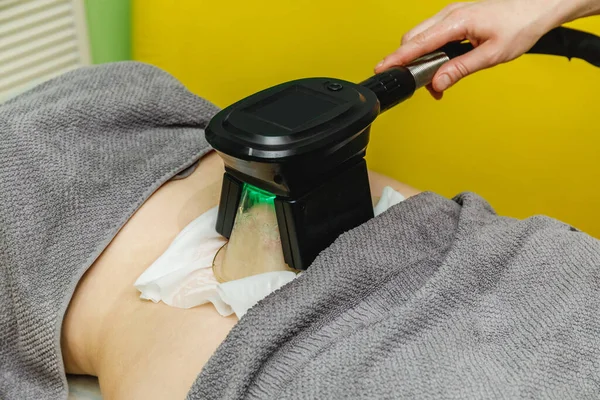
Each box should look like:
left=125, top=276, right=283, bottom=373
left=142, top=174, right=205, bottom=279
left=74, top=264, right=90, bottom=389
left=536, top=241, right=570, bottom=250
left=438, top=26, right=600, bottom=67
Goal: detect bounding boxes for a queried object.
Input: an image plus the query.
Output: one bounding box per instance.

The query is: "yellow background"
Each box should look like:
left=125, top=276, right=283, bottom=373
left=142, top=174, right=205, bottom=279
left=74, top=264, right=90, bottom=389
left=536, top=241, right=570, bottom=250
left=133, top=0, right=600, bottom=237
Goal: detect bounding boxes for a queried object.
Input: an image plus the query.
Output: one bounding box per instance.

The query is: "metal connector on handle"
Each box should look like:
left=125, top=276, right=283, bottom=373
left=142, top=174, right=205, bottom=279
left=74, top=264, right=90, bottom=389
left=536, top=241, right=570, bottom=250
left=405, top=51, right=450, bottom=89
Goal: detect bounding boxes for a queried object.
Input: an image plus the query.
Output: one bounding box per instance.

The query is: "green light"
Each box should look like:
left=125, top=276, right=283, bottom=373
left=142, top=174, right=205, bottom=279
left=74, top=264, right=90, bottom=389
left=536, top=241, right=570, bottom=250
left=242, top=183, right=276, bottom=207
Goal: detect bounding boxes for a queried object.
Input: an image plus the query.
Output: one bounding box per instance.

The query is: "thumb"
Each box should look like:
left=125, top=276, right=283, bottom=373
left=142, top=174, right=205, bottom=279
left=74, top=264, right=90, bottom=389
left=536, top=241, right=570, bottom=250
left=432, top=42, right=498, bottom=92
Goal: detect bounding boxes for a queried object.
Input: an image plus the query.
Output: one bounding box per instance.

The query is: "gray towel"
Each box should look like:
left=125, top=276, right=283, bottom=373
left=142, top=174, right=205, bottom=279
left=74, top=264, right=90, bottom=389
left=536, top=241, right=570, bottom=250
left=189, top=192, right=600, bottom=399
left=3, top=60, right=600, bottom=400
left=0, top=62, right=217, bottom=399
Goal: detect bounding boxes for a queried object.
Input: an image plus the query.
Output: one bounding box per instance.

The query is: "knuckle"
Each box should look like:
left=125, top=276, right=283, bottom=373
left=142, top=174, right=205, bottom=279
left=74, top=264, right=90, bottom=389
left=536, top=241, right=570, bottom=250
left=445, top=8, right=471, bottom=38
left=452, top=60, right=470, bottom=78
left=448, top=7, right=468, bottom=21
left=411, top=31, right=429, bottom=46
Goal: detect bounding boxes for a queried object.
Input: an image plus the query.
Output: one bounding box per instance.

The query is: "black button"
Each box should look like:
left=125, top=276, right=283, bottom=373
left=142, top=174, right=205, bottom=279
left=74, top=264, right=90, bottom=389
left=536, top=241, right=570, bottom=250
left=327, top=82, right=343, bottom=91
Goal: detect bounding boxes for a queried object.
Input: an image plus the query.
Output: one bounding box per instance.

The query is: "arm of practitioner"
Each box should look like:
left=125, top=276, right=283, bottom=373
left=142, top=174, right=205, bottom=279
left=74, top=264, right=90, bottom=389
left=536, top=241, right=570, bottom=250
left=376, top=0, right=600, bottom=98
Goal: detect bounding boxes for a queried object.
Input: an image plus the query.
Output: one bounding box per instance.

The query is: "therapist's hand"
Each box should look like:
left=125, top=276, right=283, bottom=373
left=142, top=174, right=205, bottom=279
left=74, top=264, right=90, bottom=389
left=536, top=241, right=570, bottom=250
left=375, top=0, right=597, bottom=98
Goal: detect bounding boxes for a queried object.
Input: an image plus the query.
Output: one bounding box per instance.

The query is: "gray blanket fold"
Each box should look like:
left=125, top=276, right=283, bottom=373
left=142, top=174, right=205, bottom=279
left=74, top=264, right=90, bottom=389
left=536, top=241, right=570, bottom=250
left=0, top=62, right=216, bottom=399
left=190, top=192, right=600, bottom=399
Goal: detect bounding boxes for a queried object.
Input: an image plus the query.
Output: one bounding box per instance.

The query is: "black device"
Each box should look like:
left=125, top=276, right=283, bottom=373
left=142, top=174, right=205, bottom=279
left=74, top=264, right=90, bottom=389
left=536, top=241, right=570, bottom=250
left=206, top=27, right=600, bottom=271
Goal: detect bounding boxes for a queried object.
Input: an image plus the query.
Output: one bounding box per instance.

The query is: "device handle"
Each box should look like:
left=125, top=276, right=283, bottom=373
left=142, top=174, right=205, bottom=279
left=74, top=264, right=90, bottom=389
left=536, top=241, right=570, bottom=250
left=360, top=26, right=600, bottom=114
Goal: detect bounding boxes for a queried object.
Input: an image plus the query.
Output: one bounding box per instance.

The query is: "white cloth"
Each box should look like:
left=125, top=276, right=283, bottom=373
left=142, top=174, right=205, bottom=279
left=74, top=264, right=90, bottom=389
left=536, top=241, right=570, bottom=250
left=134, top=186, right=405, bottom=319
left=374, top=186, right=406, bottom=217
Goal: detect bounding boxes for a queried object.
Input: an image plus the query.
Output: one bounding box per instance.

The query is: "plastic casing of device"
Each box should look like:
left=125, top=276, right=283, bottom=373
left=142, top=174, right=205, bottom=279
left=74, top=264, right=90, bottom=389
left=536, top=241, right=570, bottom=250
left=206, top=77, right=380, bottom=270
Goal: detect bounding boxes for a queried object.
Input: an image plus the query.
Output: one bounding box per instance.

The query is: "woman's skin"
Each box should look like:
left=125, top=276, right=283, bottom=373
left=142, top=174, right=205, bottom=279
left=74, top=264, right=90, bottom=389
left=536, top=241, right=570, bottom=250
left=60, top=151, right=420, bottom=400
left=376, top=0, right=600, bottom=98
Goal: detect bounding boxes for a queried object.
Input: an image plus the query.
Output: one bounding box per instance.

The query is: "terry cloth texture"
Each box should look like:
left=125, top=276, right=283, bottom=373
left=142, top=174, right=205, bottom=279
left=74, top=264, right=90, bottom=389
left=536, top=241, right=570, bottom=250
left=0, top=62, right=217, bottom=399
left=190, top=192, right=600, bottom=399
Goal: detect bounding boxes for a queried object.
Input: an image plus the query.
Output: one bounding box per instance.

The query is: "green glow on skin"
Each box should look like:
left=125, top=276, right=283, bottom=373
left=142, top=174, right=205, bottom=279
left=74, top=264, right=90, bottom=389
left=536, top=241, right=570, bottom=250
left=242, top=183, right=276, bottom=207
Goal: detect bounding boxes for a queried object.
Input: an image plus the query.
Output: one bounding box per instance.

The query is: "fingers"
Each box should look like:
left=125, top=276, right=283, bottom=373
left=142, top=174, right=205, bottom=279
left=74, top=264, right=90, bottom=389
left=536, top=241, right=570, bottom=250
left=431, top=41, right=498, bottom=92
left=401, top=2, right=469, bottom=45
left=375, top=14, right=468, bottom=73
left=401, top=16, right=449, bottom=46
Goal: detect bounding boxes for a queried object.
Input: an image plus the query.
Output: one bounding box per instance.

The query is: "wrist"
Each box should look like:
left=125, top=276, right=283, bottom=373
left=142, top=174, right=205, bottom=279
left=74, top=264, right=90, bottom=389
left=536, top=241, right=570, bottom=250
left=553, top=0, right=600, bottom=25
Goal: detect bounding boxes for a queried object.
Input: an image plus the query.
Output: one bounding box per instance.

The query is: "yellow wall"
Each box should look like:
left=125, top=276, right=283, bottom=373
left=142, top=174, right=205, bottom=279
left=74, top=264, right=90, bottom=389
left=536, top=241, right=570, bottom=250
left=133, top=0, right=600, bottom=237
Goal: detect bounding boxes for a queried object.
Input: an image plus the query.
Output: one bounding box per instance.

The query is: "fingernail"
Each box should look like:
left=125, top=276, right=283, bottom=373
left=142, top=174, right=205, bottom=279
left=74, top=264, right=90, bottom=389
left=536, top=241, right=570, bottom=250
left=437, top=74, right=452, bottom=91
left=375, top=60, right=385, bottom=69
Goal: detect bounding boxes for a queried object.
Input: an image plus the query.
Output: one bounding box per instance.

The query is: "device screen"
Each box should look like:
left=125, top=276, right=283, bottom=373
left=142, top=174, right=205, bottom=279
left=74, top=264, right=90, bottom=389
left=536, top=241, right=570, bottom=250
left=249, top=85, right=341, bottom=131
